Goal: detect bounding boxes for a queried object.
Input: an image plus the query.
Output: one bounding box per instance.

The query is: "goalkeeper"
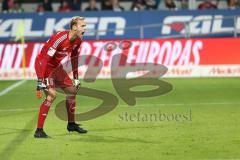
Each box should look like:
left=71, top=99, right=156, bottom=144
left=34, top=16, right=87, bottom=138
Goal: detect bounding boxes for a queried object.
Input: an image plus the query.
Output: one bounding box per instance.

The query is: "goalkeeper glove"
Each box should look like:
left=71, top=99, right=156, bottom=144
left=74, top=79, right=81, bottom=91
left=36, top=79, right=48, bottom=99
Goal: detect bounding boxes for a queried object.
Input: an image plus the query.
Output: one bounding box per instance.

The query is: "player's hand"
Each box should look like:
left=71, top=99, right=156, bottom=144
left=74, top=79, right=81, bottom=91
left=36, top=79, right=48, bottom=99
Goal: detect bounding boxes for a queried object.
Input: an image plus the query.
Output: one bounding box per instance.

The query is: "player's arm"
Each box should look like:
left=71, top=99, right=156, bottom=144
left=36, top=48, right=55, bottom=79
left=36, top=33, right=64, bottom=98
left=35, top=47, right=56, bottom=98
left=37, top=32, right=67, bottom=80
left=71, top=45, right=81, bottom=89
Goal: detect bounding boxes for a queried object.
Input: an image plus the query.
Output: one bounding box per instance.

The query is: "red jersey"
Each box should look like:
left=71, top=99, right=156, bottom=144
left=35, top=30, right=82, bottom=79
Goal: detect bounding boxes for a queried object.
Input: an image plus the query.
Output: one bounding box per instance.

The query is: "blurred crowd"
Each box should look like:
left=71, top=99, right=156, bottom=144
left=1, top=0, right=240, bottom=13
left=198, top=0, right=239, bottom=9
left=1, top=0, right=24, bottom=13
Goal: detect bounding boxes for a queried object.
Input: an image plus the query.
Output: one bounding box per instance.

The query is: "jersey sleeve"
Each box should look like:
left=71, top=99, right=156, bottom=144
left=46, top=32, right=68, bottom=56
left=35, top=54, right=52, bottom=79
left=36, top=32, right=68, bottom=79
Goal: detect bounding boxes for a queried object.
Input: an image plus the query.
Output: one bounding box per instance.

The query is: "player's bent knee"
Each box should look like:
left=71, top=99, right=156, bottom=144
left=66, top=95, right=76, bottom=100
left=46, top=94, right=56, bottom=102
left=64, top=86, right=77, bottom=96
left=46, top=90, right=57, bottom=102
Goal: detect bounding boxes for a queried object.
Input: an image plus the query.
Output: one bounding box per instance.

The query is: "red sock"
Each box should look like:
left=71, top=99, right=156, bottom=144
left=37, top=99, right=52, bottom=129
left=66, top=96, right=76, bottom=123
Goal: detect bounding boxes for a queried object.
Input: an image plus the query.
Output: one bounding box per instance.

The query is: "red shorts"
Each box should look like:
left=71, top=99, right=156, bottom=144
left=45, top=66, right=73, bottom=88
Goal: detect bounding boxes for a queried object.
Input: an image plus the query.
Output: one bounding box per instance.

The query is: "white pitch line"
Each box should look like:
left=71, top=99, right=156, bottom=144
left=0, top=80, right=26, bottom=97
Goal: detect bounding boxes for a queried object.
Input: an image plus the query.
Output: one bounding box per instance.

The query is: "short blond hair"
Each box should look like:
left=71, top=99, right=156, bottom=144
left=70, top=16, right=85, bottom=30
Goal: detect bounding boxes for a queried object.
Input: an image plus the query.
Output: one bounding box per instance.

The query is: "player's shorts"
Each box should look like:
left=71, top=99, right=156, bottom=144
left=44, top=66, right=73, bottom=88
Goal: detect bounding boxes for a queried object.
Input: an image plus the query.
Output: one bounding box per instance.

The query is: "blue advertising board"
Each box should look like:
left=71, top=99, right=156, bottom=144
left=0, top=9, right=239, bottom=41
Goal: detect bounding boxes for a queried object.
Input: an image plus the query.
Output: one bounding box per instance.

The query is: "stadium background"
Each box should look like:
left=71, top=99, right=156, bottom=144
left=0, top=0, right=240, bottom=160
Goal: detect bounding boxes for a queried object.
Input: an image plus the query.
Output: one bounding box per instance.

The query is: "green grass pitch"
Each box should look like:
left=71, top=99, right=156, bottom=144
left=0, top=78, right=240, bottom=160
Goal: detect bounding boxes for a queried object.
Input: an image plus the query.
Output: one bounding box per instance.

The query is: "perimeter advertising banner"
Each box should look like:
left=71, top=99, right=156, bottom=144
left=0, top=38, right=240, bottom=79
left=0, top=9, right=240, bottom=41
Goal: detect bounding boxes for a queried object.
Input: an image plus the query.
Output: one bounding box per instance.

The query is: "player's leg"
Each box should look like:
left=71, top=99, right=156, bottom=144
left=34, top=87, right=57, bottom=138
left=63, top=86, right=77, bottom=123
left=52, top=65, right=87, bottom=134
left=62, top=83, right=87, bottom=134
